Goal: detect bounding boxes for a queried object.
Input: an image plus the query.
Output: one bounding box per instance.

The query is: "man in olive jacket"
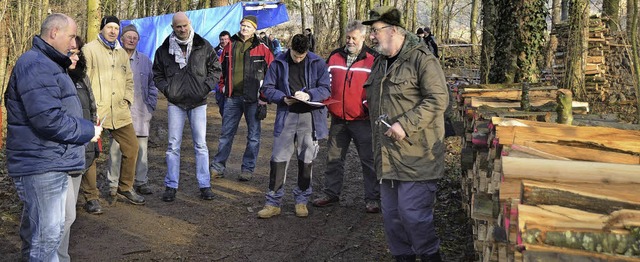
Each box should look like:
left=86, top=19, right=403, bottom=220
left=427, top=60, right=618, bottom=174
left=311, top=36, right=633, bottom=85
left=363, top=6, right=448, bottom=262
left=153, top=12, right=222, bottom=202
left=83, top=15, right=144, bottom=205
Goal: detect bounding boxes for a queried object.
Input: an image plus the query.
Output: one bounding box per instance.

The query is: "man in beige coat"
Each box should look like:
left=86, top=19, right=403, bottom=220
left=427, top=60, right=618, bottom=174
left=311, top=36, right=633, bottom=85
left=82, top=15, right=145, bottom=205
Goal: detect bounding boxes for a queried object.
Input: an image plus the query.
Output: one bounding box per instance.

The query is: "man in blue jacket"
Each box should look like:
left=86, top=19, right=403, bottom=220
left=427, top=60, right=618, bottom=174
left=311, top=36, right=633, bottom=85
left=257, top=34, right=331, bottom=219
left=4, top=13, right=101, bottom=260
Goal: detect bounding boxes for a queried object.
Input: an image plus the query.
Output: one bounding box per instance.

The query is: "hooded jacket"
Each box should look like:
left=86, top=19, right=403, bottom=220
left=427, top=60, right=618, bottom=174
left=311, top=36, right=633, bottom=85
left=364, top=33, right=449, bottom=181
left=219, top=33, right=273, bottom=103
left=261, top=51, right=331, bottom=139
left=153, top=33, right=221, bottom=110
left=4, top=36, right=95, bottom=177
left=326, top=45, right=377, bottom=120
left=83, top=37, right=134, bottom=129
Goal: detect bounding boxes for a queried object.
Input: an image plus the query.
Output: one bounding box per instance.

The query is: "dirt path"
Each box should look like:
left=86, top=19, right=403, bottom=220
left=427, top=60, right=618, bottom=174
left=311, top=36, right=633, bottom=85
left=0, top=95, right=473, bottom=261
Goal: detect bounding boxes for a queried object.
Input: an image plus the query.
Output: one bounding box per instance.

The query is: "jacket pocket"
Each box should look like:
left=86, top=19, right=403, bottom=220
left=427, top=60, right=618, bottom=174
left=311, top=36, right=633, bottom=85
left=253, top=59, right=266, bottom=81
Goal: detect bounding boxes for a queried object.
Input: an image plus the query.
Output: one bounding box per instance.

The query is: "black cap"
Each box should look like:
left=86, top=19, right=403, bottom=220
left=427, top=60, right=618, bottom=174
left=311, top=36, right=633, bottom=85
left=100, top=15, right=120, bottom=30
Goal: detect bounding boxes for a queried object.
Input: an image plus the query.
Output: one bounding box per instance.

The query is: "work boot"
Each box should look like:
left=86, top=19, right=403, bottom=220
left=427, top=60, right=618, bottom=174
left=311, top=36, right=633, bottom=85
left=162, top=187, right=177, bottom=202
left=238, top=171, right=253, bottom=182
left=257, top=205, right=281, bottom=219
left=210, top=166, right=224, bottom=178
left=200, top=187, right=215, bottom=200
left=394, top=254, right=416, bottom=262
left=135, top=183, right=153, bottom=195
left=84, top=199, right=103, bottom=215
left=295, top=204, right=309, bottom=218
left=365, top=200, right=381, bottom=213
left=117, top=190, right=146, bottom=205
left=420, top=251, right=443, bottom=262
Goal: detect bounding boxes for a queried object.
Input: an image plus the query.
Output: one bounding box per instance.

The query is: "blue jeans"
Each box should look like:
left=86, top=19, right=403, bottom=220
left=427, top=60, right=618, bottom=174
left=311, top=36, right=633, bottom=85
left=211, top=97, right=261, bottom=174
left=165, top=103, right=210, bottom=189
left=381, top=180, right=440, bottom=257
left=14, top=171, right=69, bottom=262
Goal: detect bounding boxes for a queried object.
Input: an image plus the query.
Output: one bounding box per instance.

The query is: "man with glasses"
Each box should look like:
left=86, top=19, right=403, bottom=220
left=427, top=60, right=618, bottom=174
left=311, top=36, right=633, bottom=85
left=363, top=6, right=448, bottom=262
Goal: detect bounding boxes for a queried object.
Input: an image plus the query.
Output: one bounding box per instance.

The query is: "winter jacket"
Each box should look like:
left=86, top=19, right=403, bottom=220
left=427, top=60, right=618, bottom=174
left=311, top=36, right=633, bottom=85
left=220, top=34, right=274, bottom=103
left=130, top=50, right=157, bottom=136
left=83, top=38, right=134, bottom=130
left=4, top=36, right=95, bottom=177
left=153, top=33, right=221, bottom=110
left=364, top=33, right=449, bottom=182
left=424, top=34, right=439, bottom=58
left=74, top=75, right=100, bottom=171
left=326, top=45, right=377, bottom=121
left=262, top=51, right=332, bottom=139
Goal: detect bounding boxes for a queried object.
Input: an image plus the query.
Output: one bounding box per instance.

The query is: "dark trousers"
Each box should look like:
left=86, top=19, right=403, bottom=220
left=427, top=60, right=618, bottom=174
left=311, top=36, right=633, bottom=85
left=381, top=179, right=440, bottom=257
left=322, top=117, right=379, bottom=201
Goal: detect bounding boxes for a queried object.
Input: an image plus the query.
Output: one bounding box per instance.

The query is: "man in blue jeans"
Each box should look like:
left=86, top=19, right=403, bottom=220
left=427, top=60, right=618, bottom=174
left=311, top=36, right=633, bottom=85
left=210, top=15, right=274, bottom=181
left=4, top=13, right=101, bottom=260
left=153, top=12, right=221, bottom=202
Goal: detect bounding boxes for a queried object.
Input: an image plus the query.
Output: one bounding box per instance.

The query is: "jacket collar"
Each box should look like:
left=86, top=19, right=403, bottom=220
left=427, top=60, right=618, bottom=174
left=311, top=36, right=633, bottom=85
left=32, top=36, right=72, bottom=69
left=335, top=44, right=377, bottom=62
left=162, top=33, right=207, bottom=48
left=231, top=33, right=261, bottom=48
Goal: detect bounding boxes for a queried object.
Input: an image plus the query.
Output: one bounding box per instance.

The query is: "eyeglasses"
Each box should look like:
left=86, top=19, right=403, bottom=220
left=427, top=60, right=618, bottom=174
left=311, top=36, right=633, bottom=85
left=123, top=35, right=139, bottom=41
left=370, top=25, right=392, bottom=35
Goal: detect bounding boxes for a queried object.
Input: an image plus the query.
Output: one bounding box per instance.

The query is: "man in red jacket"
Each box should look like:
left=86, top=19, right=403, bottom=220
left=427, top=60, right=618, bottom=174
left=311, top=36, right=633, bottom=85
left=312, top=20, right=380, bottom=213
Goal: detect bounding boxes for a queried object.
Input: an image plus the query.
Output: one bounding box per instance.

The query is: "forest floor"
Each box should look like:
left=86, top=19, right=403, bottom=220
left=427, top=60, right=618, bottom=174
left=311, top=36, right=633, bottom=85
left=0, top=95, right=475, bottom=261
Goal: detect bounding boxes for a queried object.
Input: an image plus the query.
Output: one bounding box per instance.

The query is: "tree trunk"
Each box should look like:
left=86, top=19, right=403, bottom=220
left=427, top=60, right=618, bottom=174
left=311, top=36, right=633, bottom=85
left=301, top=0, right=306, bottom=33
left=355, top=0, right=362, bottom=20
left=556, top=89, right=573, bottom=124
left=628, top=0, right=635, bottom=39
left=602, top=0, right=620, bottom=31
left=544, top=0, right=561, bottom=70
left=338, top=0, right=347, bottom=46
left=480, top=0, right=496, bottom=84
left=489, top=0, right=517, bottom=83
left=87, top=0, right=101, bottom=42
left=632, top=0, right=640, bottom=123
left=561, top=0, right=569, bottom=21
left=435, top=0, right=444, bottom=42
left=470, top=0, right=480, bottom=58
left=563, top=0, right=588, bottom=99
left=212, top=0, right=227, bottom=7
left=514, top=0, right=546, bottom=83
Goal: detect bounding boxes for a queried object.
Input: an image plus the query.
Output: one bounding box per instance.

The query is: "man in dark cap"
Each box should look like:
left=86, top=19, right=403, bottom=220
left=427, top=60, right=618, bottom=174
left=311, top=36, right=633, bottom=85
left=423, top=27, right=439, bottom=58
left=210, top=15, right=274, bottom=182
left=363, top=6, right=448, bottom=262
left=82, top=15, right=145, bottom=208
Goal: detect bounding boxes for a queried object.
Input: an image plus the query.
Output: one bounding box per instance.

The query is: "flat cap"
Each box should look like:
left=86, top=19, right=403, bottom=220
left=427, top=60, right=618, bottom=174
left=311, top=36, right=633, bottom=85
left=362, top=6, right=404, bottom=28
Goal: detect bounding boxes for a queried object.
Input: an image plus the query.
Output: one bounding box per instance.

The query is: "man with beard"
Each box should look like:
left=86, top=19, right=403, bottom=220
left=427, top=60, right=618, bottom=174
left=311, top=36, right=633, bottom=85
left=363, top=6, right=448, bottom=262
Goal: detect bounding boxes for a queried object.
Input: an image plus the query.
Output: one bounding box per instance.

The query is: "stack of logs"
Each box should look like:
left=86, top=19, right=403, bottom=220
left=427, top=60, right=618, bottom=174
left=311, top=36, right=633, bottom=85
left=456, top=83, right=640, bottom=262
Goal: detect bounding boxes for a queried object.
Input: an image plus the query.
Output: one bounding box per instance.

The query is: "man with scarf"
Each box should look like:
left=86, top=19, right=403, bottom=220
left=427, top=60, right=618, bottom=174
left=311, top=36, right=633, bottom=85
left=82, top=15, right=145, bottom=206
left=153, top=12, right=222, bottom=202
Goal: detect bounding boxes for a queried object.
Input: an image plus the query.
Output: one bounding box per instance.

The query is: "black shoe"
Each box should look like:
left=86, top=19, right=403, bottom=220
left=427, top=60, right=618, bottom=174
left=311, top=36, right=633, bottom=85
left=365, top=200, right=381, bottom=213
left=394, top=254, right=416, bottom=262
left=135, top=184, right=153, bottom=195
left=84, top=199, right=103, bottom=215
left=200, top=187, right=215, bottom=200
left=312, top=195, right=339, bottom=207
left=117, top=190, right=146, bottom=205
left=420, top=251, right=442, bottom=262
left=162, top=187, right=177, bottom=202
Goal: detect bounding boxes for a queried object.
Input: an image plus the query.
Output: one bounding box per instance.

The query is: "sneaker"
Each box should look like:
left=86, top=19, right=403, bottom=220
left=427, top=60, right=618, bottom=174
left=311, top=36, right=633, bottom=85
left=365, top=200, right=381, bottom=213
left=238, top=172, right=253, bottom=182
left=135, top=184, right=153, bottom=195
left=162, top=187, right=177, bottom=202
left=295, top=204, right=309, bottom=217
left=312, top=194, right=339, bottom=207
left=257, top=205, right=281, bottom=219
left=200, top=187, right=215, bottom=200
left=210, top=167, right=224, bottom=178
left=117, top=190, right=146, bottom=205
left=84, top=199, right=103, bottom=215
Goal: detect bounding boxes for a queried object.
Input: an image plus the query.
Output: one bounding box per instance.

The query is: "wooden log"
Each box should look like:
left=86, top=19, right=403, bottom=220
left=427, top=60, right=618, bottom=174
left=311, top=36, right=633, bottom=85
left=523, top=244, right=640, bottom=262
left=495, top=125, right=640, bottom=154
left=502, top=156, right=640, bottom=184
left=517, top=141, right=640, bottom=164
left=556, top=89, right=573, bottom=125
left=520, top=180, right=640, bottom=214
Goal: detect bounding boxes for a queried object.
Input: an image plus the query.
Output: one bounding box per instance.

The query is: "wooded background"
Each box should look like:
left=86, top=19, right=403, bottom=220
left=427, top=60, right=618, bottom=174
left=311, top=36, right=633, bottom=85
left=0, top=0, right=639, bottom=122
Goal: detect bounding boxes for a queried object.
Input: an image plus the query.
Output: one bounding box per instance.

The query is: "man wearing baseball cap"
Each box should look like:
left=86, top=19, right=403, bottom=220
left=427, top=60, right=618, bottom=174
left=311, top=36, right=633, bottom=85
left=210, top=15, right=274, bottom=182
left=362, top=6, right=448, bottom=262
left=82, top=15, right=145, bottom=207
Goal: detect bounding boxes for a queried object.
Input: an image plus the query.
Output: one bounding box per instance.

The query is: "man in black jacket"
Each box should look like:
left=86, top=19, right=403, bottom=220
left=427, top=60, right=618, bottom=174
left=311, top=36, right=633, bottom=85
left=153, top=12, right=222, bottom=202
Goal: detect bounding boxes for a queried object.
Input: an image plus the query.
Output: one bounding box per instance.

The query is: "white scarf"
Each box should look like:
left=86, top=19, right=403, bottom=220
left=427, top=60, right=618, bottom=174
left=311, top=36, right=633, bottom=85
left=168, top=29, right=195, bottom=69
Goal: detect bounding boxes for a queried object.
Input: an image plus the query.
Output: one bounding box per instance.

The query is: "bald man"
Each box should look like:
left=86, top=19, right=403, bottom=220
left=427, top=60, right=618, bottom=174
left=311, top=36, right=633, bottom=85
left=153, top=12, right=222, bottom=202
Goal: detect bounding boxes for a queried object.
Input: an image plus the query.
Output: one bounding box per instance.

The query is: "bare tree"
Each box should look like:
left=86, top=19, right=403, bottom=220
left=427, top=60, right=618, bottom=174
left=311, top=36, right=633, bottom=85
left=563, top=0, right=588, bottom=98
left=480, top=0, right=497, bottom=83
left=631, top=0, right=640, bottom=122
left=470, top=0, right=480, bottom=57
left=301, top=0, right=306, bottom=32
left=87, top=0, right=100, bottom=42
left=339, top=0, right=347, bottom=46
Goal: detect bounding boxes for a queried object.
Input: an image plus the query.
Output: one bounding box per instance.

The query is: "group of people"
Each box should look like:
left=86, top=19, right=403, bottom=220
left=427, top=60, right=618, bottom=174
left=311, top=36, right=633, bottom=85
left=6, top=5, right=448, bottom=262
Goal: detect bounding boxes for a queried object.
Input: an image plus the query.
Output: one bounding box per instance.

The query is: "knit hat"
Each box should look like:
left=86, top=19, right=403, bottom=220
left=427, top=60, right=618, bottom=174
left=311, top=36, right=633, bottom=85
left=362, top=6, right=404, bottom=29
left=100, top=15, right=120, bottom=30
left=121, top=24, right=138, bottom=36
left=241, top=15, right=258, bottom=29
left=416, top=28, right=425, bottom=34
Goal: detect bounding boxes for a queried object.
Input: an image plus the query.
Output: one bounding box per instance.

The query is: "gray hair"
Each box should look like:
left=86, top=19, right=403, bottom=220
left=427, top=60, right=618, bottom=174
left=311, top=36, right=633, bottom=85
left=395, top=26, right=408, bottom=37
left=41, top=13, right=70, bottom=36
left=346, top=20, right=367, bottom=36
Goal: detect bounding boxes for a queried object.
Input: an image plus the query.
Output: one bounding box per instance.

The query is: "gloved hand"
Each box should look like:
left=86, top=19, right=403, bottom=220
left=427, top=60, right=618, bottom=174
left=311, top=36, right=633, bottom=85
left=256, top=104, right=267, bottom=120
left=294, top=91, right=310, bottom=101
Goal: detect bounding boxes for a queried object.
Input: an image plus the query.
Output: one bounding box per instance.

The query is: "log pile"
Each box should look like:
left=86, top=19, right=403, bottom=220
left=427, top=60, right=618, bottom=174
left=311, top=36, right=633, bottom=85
left=455, top=83, right=640, bottom=262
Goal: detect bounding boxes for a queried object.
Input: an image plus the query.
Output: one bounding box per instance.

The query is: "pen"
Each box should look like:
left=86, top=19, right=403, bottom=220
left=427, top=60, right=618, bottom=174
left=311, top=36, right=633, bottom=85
left=98, top=115, right=107, bottom=127
left=299, top=86, right=307, bottom=92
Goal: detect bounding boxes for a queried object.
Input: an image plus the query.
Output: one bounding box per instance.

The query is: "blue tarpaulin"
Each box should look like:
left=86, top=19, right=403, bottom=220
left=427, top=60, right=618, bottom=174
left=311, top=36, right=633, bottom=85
left=121, top=2, right=288, bottom=61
